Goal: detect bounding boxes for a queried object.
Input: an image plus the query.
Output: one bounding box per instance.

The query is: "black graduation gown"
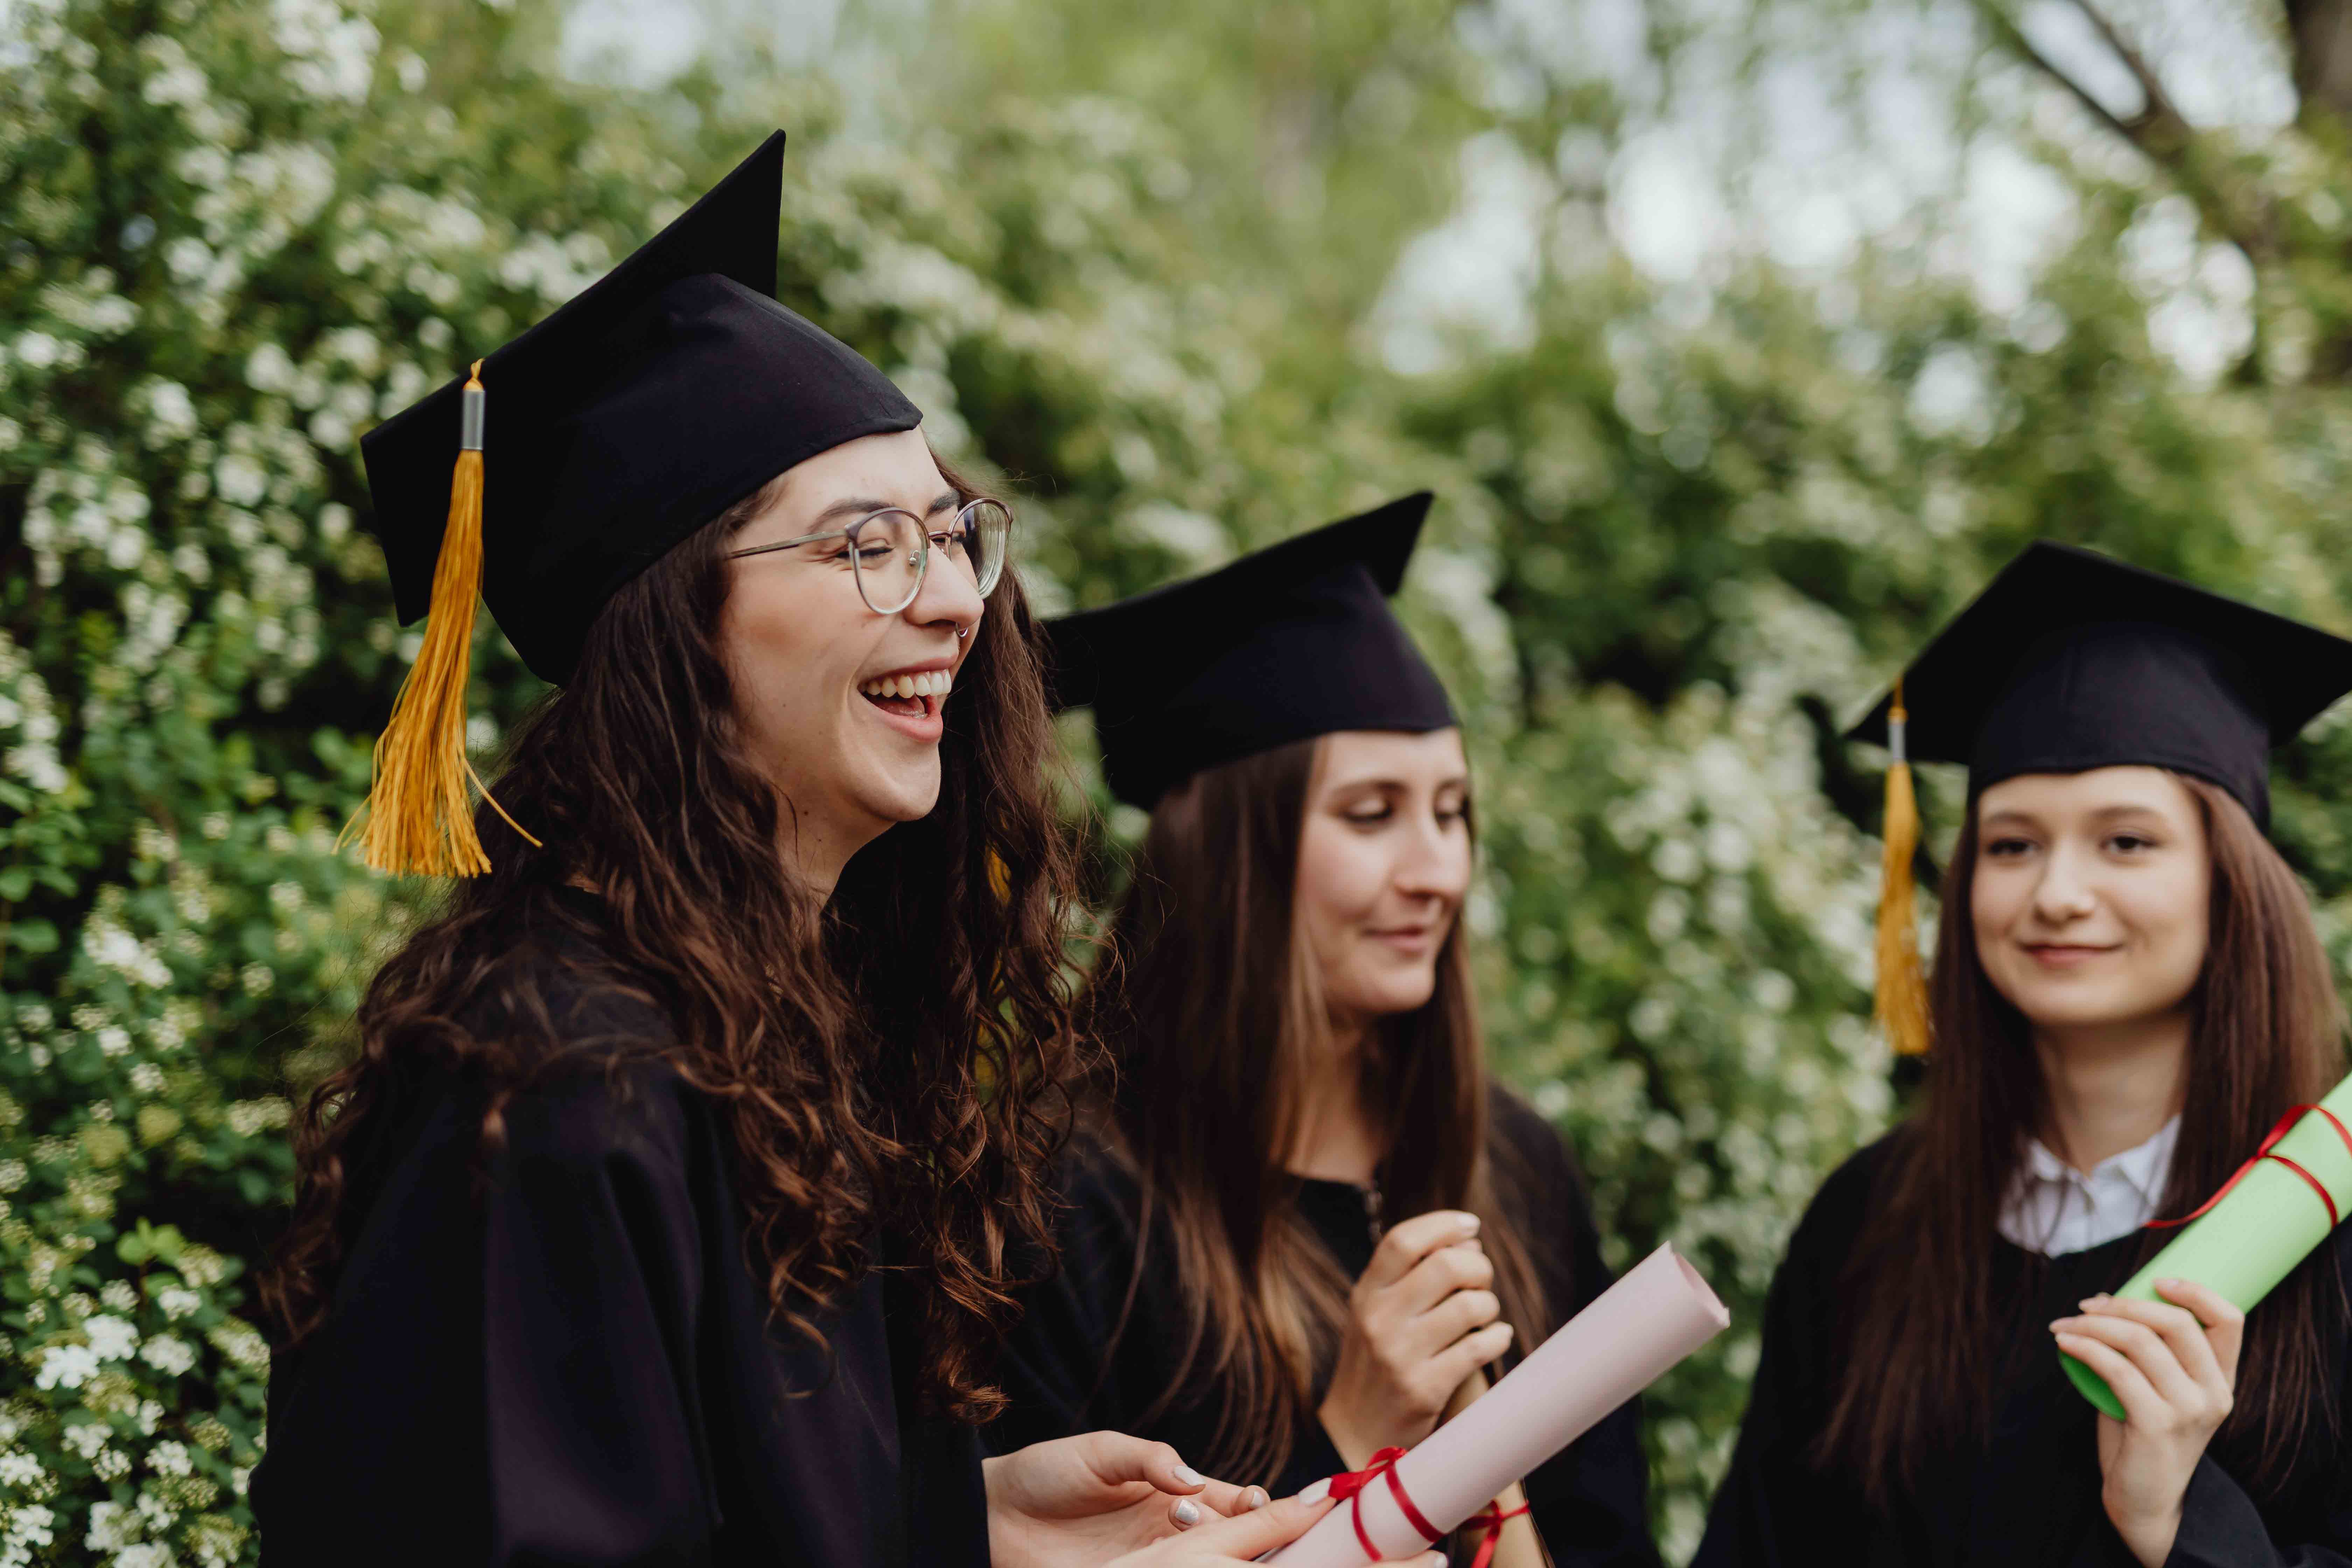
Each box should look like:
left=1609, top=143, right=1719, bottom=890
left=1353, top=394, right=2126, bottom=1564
left=1695, top=1133, right=2352, bottom=1568
left=987, top=1087, right=1659, bottom=1568
left=254, top=921, right=988, bottom=1567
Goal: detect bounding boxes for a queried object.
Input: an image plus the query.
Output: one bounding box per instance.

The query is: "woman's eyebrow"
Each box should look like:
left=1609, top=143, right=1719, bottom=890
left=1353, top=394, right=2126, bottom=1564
left=1324, top=775, right=1407, bottom=796
left=804, top=492, right=963, bottom=527
left=2087, top=803, right=2171, bottom=823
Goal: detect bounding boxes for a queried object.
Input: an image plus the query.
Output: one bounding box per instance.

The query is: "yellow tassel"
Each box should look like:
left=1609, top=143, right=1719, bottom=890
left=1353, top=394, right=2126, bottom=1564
left=1875, top=680, right=1931, bottom=1057
left=340, top=361, right=537, bottom=876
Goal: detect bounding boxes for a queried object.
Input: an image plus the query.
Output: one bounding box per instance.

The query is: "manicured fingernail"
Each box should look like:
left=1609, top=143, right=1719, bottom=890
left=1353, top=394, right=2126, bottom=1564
left=1241, top=1486, right=1269, bottom=1511
left=2155, top=1278, right=2182, bottom=1290
left=1173, top=1464, right=1206, bottom=1487
left=1458, top=1214, right=1481, bottom=1234
left=2050, top=1317, right=2076, bottom=1330
left=1172, top=1499, right=1200, bottom=1527
left=1297, top=1477, right=1331, bottom=1504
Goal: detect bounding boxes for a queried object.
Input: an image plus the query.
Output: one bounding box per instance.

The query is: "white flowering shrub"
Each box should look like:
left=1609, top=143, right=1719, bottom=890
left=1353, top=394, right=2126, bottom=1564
left=0, top=0, right=1480, bottom=1553
left=22, top=0, right=2352, bottom=1560
left=0, top=0, right=766, bottom=1557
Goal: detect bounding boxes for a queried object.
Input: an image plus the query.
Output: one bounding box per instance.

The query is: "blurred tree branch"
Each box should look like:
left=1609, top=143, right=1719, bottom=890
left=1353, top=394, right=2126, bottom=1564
left=2287, top=0, right=2352, bottom=128
left=1971, top=0, right=2281, bottom=268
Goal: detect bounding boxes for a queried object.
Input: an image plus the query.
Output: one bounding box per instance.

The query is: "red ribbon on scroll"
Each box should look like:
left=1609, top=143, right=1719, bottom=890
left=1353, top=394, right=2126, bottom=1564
left=1324, top=1448, right=1530, bottom=1568
left=2147, top=1102, right=2352, bottom=1231
left=1461, top=1499, right=1533, bottom=1568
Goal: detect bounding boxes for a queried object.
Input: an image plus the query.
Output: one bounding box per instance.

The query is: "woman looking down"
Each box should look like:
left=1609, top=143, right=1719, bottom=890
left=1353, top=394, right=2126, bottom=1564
left=991, top=500, right=1657, bottom=1568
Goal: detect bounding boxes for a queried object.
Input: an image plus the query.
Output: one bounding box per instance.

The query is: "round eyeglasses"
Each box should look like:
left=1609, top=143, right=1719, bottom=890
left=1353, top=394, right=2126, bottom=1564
left=726, top=497, right=1013, bottom=615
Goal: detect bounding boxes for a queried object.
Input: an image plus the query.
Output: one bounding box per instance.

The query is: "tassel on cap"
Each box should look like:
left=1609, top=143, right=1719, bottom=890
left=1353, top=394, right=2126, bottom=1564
left=1874, top=679, right=1930, bottom=1056
left=341, top=362, right=537, bottom=876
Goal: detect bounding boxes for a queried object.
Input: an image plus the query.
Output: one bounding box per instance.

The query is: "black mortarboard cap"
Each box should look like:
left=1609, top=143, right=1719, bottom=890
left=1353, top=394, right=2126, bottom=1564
left=345, top=132, right=920, bottom=878
left=1048, top=494, right=1457, bottom=808
left=1848, top=540, right=2352, bottom=829
left=360, top=130, right=920, bottom=685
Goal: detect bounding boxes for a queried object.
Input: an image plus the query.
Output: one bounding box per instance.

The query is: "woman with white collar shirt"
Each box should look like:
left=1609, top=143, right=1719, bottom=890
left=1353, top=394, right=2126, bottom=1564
left=1696, top=542, right=2352, bottom=1568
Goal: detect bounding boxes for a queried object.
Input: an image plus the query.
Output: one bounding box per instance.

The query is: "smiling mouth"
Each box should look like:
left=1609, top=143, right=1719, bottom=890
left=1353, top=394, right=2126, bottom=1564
left=859, top=669, right=951, bottom=721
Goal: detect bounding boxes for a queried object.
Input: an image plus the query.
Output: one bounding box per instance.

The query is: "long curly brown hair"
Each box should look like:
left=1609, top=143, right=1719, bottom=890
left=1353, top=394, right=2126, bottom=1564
left=265, top=457, right=1086, bottom=1421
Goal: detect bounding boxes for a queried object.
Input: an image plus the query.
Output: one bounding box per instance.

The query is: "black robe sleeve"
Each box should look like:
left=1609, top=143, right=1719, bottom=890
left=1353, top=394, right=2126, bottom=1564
left=1687, top=1143, right=1881, bottom=1568
left=988, top=1139, right=1342, bottom=1486
left=986, top=1141, right=1152, bottom=1454
left=2163, top=1453, right=2352, bottom=1568
left=260, top=1017, right=986, bottom=1566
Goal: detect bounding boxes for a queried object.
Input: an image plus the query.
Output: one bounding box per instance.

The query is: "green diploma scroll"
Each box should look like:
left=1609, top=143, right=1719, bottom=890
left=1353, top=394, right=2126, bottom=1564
left=2062, top=1073, right=2352, bottom=1418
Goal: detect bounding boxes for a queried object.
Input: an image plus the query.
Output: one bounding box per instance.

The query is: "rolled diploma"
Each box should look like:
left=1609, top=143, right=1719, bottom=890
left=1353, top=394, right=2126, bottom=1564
left=1270, top=1242, right=1729, bottom=1566
left=2062, top=1072, right=2352, bottom=1419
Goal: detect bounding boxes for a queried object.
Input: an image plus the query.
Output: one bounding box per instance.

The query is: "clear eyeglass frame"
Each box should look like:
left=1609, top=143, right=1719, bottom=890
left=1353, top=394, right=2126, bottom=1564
left=726, top=496, right=1013, bottom=615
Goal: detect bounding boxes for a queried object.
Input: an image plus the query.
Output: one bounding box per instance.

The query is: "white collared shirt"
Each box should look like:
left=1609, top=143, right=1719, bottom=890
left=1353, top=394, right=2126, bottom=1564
left=1996, top=1115, right=2182, bottom=1257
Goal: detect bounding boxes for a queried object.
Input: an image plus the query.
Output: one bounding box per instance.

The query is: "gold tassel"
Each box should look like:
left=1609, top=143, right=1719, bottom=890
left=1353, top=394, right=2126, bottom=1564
left=1874, top=679, right=1930, bottom=1056
left=340, top=361, right=537, bottom=876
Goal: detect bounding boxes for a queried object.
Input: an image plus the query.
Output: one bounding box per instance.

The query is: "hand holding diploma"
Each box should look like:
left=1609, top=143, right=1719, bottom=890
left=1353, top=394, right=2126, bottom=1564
left=2045, top=1076, right=2352, bottom=1567
left=985, top=1434, right=1280, bottom=1568
left=2058, top=1073, right=2352, bottom=1419
left=1318, top=1210, right=1515, bottom=1468
left=2051, top=1280, right=2244, bottom=1568
left=1272, top=1242, right=1730, bottom=1566
left=1108, top=1492, right=1426, bottom=1568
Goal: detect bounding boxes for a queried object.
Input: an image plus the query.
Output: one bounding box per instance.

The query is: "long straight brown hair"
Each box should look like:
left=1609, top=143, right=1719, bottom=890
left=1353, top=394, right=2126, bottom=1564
left=1082, top=734, right=1554, bottom=1480
left=1822, top=773, right=2348, bottom=1502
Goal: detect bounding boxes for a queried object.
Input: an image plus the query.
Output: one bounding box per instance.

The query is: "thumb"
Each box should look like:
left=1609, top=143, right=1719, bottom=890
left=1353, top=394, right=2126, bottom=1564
left=1174, top=1493, right=1338, bottom=1559
left=1075, top=1430, right=1203, bottom=1493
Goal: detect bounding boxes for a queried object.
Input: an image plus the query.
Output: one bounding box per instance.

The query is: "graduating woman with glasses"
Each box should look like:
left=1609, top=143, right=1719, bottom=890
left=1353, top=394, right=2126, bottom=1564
left=989, top=502, right=1658, bottom=1568
left=255, top=136, right=1342, bottom=1568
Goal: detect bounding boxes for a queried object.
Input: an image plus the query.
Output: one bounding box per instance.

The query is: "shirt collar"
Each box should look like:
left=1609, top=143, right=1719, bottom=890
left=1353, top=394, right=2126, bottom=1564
left=2021, top=1114, right=2181, bottom=1203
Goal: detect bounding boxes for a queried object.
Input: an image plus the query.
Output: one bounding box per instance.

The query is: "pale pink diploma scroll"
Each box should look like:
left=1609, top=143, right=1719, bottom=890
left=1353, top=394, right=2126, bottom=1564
left=1268, top=1242, right=1729, bottom=1566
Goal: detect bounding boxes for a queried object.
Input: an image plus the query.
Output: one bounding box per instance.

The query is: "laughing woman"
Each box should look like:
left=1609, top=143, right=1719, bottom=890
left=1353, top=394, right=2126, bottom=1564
left=991, top=501, right=1658, bottom=1568
left=253, top=138, right=1338, bottom=1568
left=1695, top=543, right=2352, bottom=1568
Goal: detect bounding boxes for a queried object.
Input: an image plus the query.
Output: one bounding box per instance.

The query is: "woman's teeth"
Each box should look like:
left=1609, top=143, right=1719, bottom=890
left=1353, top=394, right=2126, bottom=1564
left=858, top=670, right=952, bottom=700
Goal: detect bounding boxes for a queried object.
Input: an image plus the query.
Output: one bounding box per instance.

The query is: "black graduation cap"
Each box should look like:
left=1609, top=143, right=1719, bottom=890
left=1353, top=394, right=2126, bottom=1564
left=346, top=131, right=921, bottom=877
left=1849, top=540, right=2352, bottom=1055
left=362, top=130, right=919, bottom=687
left=1848, top=540, right=2352, bottom=826
left=1048, top=494, right=1457, bottom=808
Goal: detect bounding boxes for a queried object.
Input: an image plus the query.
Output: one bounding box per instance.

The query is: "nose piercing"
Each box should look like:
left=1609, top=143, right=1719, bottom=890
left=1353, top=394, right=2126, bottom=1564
left=956, top=627, right=969, bottom=639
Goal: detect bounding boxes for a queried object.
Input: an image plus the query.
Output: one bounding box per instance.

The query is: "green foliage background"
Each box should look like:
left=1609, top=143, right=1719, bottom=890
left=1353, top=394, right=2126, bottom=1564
left=9, top=0, right=2352, bottom=1561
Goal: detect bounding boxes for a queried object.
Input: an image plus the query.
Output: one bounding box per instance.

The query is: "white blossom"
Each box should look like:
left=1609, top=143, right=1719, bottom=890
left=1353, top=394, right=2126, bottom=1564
left=86, top=1501, right=133, bottom=1552
left=137, top=1335, right=194, bottom=1377
left=84, top=1314, right=138, bottom=1360
left=34, top=1344, right=99, bottom=1390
